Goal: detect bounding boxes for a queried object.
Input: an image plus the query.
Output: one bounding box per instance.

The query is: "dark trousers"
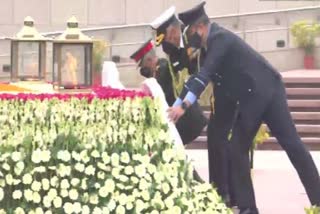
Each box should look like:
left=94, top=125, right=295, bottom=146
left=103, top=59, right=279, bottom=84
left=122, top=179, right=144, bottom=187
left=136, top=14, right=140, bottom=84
left=230, top=78, right=320, bottom=210
left=208, top=94, right=236, bottom=201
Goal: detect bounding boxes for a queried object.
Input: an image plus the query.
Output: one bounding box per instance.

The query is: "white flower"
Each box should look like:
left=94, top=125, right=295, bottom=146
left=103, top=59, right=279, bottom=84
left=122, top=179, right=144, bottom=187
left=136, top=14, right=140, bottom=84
left=108, top=199, right=116, bottom=211
left=44, top=211, right=52, bottom=214
left=97, top=171, right=105, bottom=180
left=24, top=189, right=33, bottom=202
left=35, top=207, right=44, bottom=214
left=14, top=207, right=25, bottom=214
left=81, top=178, right=88, bottom=190
left=135, top=199, right=146, bottom=213
left=111, top=153, right=119, bottom=166
left=31, top=181, right=42, bottom=192
left=47, top=189, right=58, bottom=200
left=124, top=166, right=134, bottom=175
left=14, top=161, right=25, bottom=176
left=120, top=152, right=130, bottom=164
left=131, top=176, right=139, bottom=184
left=41, top=150, right=51, bottom=162
left=73, top=202, right=82, bottom=214
left=74, top=163, right=85, bottom=172
left=141, top=190, right=150, bottom=201
left=5, top=174, right=13, bottom=185
left=2, top=163, right=10, bottom=171
left=12, top=190, right=22, bottom=199
left=32, top=192, right=41, bottom=204
left=50, top=176, right=58, bottom=187
left=102, top=152, right=110, bottom=164
left=82, top=205, right=90, bottom=214
left=147, top=164, right=156, bottom=174
left=80, top=150, right=90, bottom=163
left=164, top=197, right=174, bottom=208
left=92, top=207, right=102, bottom=214
left=98, top=186, right=109, bottom=198
left=22, top=174, right=32, bottom=185
left=89, top=194, right=99, bottom=205
left=43, top=195, right=51, bottom=208
left=135, top=164, right=146, bottom=178
left=162, top=183, right=170, bottom=194
left=126, top=202, right=134, bottom=210
left=0, top=179, right=4, bottom=187
left=119, top=175, right=129, bottom=183
left=11, top=151, right=22, bottom=162
left=162, top=149, right=175, bottom=163
left=31, top=149, right=42, bottom=164
left=57, top=164, right=71, bottom=177
left=60, top=189, right=69, bottom=198
left=63, top=202, right=73, bottom=214
left=139, top=178, right=150, bottom=190
left=111, top=167, right=120, bottom=178
left=168, top=206, right=182, bottom=214
left=97, top=162, right=108, bottom=171
left=68, top=189, right=79, bottom=200
left=0, top=209, right=6, bottom=214
left=115, top=205, right=125, bottom=214
left=57, top=150, right=71, bottom=162
left=33, top=166, right=46, bottom=173
left=91, top=150, right=100, bottom=158
left=85, top=165, right=95, bottom=176
left=72, top=151, right=81, bottom=161
left=71, top=178, right=80, bottom=186
left=53, top=196, right=62, bottom=208
left=94, top=183, right=101, bottom=189
left=0, top=187, right=4, bottom=201
left=60, top=179, right=70, bottom=189
left=104, top=179, right=115, bottom=193
left=41, top=179, right=50, bottom=191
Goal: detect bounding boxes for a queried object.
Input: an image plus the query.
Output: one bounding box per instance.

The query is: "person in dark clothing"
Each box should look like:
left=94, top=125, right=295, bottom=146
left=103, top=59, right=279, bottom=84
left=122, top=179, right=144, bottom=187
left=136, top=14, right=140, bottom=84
left=168, top=2, right=320, bottom=214
left=151, top=5, right=235, bottom=206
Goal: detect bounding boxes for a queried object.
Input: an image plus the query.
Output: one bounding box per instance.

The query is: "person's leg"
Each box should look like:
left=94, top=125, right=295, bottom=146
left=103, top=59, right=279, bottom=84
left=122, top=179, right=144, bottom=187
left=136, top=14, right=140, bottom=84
left=208, top=96, right=236, bottom=205
left=229, top=117, right=261, bottom=213
left=263, top=81, right=320, bottom=205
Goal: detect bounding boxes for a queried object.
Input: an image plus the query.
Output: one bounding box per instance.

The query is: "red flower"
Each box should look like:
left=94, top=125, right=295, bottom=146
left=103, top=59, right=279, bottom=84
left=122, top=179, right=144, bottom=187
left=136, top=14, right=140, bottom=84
left=0, top=86, right=150, bottom=102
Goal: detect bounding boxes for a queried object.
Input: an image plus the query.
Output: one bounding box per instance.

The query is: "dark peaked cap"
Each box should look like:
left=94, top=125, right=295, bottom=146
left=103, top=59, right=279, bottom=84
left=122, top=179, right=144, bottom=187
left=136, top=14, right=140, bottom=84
left=178, top=1, right=207, bottom=27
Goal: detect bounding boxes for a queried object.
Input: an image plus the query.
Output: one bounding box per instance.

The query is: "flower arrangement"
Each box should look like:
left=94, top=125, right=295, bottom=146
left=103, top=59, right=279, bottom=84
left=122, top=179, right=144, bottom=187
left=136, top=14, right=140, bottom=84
left=291, top=20, right=320, bottom=56
left=0, top=87, right=230, bottom=213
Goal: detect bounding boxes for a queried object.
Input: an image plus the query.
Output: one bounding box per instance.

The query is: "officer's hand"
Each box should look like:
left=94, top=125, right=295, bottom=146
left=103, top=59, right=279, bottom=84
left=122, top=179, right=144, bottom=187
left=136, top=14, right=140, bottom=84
left=167, top=106, right=185, bottom=123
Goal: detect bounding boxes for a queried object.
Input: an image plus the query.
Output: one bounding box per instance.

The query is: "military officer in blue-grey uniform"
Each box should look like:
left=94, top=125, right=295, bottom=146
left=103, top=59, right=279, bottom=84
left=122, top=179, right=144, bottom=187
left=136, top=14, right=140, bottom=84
left=151, top=4, right=236, bottom=207
left=168, top=2, right=320, bottom=214
left=151, top=4, right=237, bottom=207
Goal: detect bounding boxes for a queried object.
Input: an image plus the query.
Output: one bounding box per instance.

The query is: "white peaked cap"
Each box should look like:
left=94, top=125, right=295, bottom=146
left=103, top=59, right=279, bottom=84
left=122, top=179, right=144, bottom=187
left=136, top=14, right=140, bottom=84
left=150, top=6, right=176, bottom=30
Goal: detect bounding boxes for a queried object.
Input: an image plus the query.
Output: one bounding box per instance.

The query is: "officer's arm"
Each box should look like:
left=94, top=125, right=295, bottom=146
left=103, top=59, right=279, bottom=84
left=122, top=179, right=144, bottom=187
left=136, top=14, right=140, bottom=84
left=176, top=32, right=232, bottom=106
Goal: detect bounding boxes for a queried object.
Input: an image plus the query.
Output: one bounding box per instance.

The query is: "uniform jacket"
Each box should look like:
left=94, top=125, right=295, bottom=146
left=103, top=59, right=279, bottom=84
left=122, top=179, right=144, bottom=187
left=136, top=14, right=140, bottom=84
left=156, top=58, right=207, bottom=144
left=188, top=22, right=281, bottom=105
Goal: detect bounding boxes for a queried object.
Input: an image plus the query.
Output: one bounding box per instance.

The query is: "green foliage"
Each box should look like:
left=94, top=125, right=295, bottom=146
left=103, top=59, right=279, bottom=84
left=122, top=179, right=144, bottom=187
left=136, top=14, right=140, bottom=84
left=253, top=126, right=269, bottom=149
left=92, top=40, right=107, bottom=73
left=291, top=20, right=320, bottom=55
left=305, top=205, right=320, bottom=214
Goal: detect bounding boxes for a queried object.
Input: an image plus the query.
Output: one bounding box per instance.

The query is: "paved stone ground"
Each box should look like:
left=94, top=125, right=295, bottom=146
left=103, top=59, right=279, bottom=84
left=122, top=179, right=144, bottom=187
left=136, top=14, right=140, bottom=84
left=185, top=150, right=320, bottom=214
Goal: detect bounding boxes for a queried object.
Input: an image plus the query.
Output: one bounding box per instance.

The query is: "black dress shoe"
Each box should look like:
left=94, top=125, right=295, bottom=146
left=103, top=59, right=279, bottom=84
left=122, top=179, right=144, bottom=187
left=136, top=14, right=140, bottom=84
left=223, top=194, right=236, bottom=208
left=239, top=207, right=259, bottom=214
